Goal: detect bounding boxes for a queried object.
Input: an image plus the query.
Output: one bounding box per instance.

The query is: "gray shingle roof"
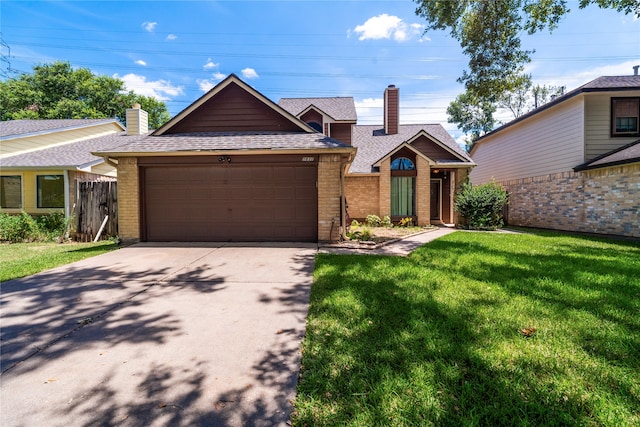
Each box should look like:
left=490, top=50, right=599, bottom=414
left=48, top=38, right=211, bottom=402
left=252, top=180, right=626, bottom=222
left=1, top=132, right=145, bottom=168
left=574, top=139, right=640, bottom=171
left=0, top=119, right=121, bottom=138
left=581, top=75, right=640, bottom=90
left=95, top=131, right=352, bottom=155
left=278, top=98, right=357, bottom=121
left=350, top=124, right=472, bottom=173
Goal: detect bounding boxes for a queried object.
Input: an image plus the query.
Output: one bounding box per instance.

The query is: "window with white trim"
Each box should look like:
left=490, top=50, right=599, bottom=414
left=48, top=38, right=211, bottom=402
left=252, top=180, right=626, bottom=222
left=612, top=97, right=640, bottom=136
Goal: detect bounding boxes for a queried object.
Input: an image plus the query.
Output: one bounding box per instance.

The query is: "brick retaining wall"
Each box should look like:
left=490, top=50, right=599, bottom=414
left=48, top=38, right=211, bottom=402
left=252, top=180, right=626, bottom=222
left=499, top=164, right=639, bottom=237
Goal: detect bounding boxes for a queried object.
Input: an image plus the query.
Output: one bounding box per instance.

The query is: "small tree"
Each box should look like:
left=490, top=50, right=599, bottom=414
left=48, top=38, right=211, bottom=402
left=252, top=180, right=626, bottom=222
left=454, top=180, right=508, bottom=230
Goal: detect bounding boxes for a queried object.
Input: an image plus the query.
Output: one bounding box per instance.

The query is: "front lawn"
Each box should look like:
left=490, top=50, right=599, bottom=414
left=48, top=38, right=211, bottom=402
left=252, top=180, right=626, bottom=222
left=0, top=240, right=119, bottom=282
left=294, top=230, right=640, bottom=426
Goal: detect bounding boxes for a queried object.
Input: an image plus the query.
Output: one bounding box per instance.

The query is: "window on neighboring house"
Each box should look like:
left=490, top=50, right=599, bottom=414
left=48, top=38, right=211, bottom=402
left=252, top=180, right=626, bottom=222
left=612, top=97, right=640, bottom=136
left=1, top=175, right=22, bottom=209
left=37, top=175, right=65, bottom=208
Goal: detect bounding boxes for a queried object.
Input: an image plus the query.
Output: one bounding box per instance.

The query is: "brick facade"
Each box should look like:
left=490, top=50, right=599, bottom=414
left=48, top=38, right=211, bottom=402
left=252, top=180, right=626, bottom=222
left=378, top=158, right=391, bottom=218
left=117, top=157, right=140, bottom=242
left=317, top=154, right=344, bottom=241
left=415, top=156, right=431, bottom=226
left=500, top=163, right=639, bottom=237
left=345, top=175, right=379, bottom=220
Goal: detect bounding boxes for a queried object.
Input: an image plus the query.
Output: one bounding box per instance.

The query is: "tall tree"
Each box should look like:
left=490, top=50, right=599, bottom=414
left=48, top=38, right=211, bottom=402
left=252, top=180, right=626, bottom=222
left=414, top=0, right=638, bottom=138
left=0, top=61, right=170, bottom=129
left=447, top=92, right=496, bottom=149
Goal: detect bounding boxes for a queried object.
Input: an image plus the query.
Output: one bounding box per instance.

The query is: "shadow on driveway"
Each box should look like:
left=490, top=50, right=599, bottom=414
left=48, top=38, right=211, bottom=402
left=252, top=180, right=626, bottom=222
left=1, top=243, right=316, bottom=427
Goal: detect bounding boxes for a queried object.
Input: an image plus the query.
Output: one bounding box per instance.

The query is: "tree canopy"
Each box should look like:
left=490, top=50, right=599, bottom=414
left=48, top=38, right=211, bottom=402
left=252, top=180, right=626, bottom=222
left=414, top=0, right=638, bottom=141
left=0, top=61, right=170, bottom=129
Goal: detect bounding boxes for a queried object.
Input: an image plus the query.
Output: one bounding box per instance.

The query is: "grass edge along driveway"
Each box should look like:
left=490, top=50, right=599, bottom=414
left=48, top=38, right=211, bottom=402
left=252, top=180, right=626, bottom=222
left=0, top=240, right=119, bottom=282
left=294, top=230, right=640, bottom=426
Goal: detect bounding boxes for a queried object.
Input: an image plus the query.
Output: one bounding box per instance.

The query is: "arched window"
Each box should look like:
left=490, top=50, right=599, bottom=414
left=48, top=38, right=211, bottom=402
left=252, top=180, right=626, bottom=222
left=390, top=157, right=415, bottom=171
left=307, top=122, right=323, bottom=132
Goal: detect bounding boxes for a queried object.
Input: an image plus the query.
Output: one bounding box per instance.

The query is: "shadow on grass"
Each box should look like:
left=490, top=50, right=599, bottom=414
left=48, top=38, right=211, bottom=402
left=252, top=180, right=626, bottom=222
left=294, top=232, right=640, bottom=425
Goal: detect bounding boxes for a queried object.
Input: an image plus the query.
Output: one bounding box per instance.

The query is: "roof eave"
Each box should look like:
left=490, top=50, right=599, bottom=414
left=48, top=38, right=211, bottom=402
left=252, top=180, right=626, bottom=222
left=92, top=147, right=357, bottom=158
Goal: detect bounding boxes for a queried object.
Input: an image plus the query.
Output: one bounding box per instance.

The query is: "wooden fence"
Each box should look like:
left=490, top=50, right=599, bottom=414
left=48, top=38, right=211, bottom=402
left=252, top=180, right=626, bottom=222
left=73, top=181, right=118, bottom=241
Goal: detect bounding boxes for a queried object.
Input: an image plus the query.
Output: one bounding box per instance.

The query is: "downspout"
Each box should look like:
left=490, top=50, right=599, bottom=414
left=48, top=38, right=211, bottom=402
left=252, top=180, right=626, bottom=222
left=63, top=170, right=70, bottom=218
left=340, top=153, right=354, bottom=241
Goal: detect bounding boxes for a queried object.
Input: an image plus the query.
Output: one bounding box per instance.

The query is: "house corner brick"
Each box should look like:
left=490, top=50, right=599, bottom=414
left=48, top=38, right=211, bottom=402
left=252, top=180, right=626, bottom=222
left=117, top=157, right=140, bottom=241
left=317, top=154, right=342, bottom=242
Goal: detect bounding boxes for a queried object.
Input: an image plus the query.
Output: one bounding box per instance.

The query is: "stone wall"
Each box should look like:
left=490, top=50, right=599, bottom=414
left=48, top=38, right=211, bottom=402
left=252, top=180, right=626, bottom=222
left=500, top=163, right=639, bottom=237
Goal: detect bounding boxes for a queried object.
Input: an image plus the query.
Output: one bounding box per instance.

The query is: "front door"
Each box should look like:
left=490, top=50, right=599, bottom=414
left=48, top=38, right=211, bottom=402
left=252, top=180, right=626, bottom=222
left=430, top=179, right=441, bottom=221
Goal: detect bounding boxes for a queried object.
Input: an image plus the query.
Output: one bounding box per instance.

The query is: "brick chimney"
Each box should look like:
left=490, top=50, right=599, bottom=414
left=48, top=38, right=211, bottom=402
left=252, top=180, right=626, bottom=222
left=126, top=103, right=149, bottom=135
left=384, top=85, right=399, bottom=135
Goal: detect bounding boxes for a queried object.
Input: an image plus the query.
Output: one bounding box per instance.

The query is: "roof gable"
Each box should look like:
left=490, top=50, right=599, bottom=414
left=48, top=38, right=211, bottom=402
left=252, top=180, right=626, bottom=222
left=278, top=97, right=357, bottom=122
left=154, top=74, right=314, bottom=135
left=349, top=124, right=473, bottom=173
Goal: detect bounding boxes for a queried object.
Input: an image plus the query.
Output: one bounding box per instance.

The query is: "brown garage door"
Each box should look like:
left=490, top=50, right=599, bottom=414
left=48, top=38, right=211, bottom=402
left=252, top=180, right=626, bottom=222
left=142, top=162, right=317, bottom=242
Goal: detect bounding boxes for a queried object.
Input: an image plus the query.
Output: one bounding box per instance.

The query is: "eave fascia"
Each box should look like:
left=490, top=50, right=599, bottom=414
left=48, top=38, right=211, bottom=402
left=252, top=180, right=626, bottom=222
left=92, top=147, right=357, bottom=158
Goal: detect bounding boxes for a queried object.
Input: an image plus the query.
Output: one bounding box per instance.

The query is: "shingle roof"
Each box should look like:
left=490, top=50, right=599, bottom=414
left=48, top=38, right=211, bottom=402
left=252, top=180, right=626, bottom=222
left=1, top=131, right=145, bottom=168
left=94, top=131, right=352, bottom=155
left=278, top=97, right=357, bottom=122
left=350, top=124, right=473, bottom=173
left=0, top=119, right=121, bottom=138
left=581, top=75, right=640, bottom=90
left=574, top=139, right=640, bottom=171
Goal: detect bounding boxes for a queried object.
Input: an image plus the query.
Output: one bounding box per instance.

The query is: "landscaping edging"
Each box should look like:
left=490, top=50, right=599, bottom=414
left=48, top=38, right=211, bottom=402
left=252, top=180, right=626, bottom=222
left=320, top=227, right=442, bottom=251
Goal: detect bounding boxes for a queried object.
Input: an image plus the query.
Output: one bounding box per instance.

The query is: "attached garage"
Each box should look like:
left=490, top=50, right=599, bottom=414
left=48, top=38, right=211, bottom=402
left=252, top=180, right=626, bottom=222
left=140, top=156, right=318, bottom=242
left=95, top=74, right=355, bottom=243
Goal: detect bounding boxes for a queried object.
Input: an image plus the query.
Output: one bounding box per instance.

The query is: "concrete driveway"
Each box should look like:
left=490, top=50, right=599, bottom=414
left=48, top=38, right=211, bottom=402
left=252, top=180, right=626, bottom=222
left=0, top=242, right=316, bottom=427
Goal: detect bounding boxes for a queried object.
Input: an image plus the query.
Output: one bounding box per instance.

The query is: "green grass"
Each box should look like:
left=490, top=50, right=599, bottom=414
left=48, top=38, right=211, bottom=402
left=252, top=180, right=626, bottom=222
left=294, top=230, right=640, bottom=426
left=0, top=240, right=119, bottom=282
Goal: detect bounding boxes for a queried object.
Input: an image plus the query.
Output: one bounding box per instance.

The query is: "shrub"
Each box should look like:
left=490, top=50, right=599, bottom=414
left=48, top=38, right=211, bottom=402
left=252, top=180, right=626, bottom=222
left=365, top=214, right=382, bottom=227
left=350, top=219, right=360, bottom=227
left=0, top=211, right=38, bottom=242
left=35, top=211, right=68, bottom=240
left=454, top=180, right=508, bottom=230
left=0, top=211, right=68, bottom=242
left=398, top=217, right=413, bottom=227
left=381, top=215, right=392, bottom=227
left=346, top=228, right=372, bottom=242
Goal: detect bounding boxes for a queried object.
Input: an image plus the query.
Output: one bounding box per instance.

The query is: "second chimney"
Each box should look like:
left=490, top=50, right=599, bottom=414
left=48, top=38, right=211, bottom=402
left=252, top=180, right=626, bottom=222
left=126, top=103, right=149, bottom=136
left=384, top=85, right=399, bottom=135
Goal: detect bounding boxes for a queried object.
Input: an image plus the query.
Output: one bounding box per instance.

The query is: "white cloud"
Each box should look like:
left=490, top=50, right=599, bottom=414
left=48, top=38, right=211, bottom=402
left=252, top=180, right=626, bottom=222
left=203, top=58, right=219, bottom=70
left=353, top=14, right=424, bottom=42
left=197, top=72, right=227, bottom=92
left=166, top=34, right=177, bottom=41
left=241, top=68, right=259, bottom=79
left=197, top=79, right=216, bottom=92
left=142, top=21, right=157, bottom=32
left=135, top=60, right=147, bottom=66
left=116, top=73, right=183, bottom=101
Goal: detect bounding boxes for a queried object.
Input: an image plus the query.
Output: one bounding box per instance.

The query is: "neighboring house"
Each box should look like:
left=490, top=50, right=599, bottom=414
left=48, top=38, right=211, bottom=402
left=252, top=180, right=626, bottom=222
left=0, top=118, right=129, bottom=218
left=94, top=75, right=355, bottom=243
left=280, top=85, right=476, bottom=226
left=470, top=74, right=640, bottom=237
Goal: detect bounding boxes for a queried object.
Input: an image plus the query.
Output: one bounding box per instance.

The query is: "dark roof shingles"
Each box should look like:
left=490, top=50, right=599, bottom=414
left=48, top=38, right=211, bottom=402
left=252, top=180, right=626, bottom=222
left=96, top=131, right=351, bottom=154
left=279, top=98, right=357, bottom=121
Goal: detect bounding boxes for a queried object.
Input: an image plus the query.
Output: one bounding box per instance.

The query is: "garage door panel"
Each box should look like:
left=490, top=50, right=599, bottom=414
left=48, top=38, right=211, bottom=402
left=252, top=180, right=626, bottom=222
left=144, top=163, right=317, bottom=242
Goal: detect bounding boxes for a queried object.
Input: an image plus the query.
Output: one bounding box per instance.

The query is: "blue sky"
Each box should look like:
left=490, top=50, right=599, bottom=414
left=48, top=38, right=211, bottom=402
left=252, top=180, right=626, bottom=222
left=1, top=0, right=639, bottom=143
